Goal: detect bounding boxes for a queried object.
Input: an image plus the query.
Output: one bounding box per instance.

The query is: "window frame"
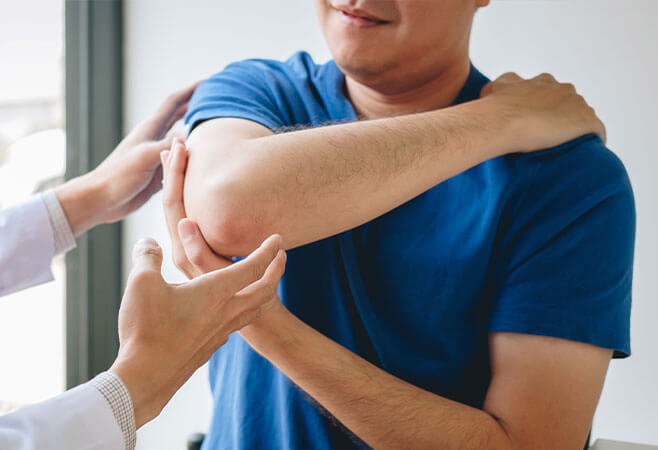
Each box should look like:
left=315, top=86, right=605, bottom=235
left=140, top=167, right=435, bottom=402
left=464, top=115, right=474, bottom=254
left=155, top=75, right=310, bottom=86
left=64, top=0, right=123, bottom=388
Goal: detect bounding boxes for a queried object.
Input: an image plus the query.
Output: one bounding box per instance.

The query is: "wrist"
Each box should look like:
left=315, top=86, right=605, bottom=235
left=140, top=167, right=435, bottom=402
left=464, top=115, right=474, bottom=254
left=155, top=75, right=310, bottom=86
left=54, top=173, right=107, bottom=236
left=240, top=301, right=300, bottom=354
left=471, top=97, right=526, bottom=156
left=109, top=354, right=169, bottom=428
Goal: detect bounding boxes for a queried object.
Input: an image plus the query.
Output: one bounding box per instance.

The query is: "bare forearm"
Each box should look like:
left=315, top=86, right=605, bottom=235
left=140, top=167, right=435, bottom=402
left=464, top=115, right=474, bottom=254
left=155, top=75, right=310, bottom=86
left=240, top=307, right=513, bottom=450
left=184, top=98, right=517, bottom=255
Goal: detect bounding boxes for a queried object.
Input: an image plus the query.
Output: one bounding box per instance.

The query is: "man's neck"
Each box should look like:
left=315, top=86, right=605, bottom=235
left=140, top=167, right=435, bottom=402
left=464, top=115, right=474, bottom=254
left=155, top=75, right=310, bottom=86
left=345, top=59, right=472, bottom=119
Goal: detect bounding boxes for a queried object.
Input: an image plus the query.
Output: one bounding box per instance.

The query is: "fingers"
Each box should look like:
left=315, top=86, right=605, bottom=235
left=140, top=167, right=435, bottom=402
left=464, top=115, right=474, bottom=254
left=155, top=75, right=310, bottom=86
left=150, top=81, right=201, bottom=134
left=594, top=117, right=607, bottom=143
left=190, top=234, right=282, bottom=298
left=228, top=309, right=263, bottom=334
left=219, top=234, right=283, bottom=294
left=162, top=139, right=188, bottom=213
left=130, top=80, right=201, bottom=142
left=496, top=72, right=523, bottom=83
left=162, top=139, right=196, bottom=277
left=162, top=101, right=190, bottom=133
left=120, top=165, right=164, bottom=215
left=535, top=72, right=557, bottom=83
left=481, top=72, right=523, bottom=97
left=231, top=250, right=286, bottom=312
left=156, top=81, right=200, bottom=121
left=178, top=218, right=233, bottom=272
left=131, top=238, right=164, bottom=274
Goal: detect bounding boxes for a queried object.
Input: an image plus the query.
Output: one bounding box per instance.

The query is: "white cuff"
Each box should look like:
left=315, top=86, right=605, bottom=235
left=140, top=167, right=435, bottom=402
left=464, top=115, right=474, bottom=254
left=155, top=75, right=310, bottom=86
left=41, top=190, right=76, bottom=255
left=90, top=372, right=137, bottom=450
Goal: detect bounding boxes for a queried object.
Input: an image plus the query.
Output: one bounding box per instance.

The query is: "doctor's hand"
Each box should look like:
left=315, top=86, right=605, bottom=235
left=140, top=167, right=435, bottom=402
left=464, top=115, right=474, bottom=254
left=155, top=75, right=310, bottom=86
left=162, top=139, right=234, bottom=279
left=109, top=234, right=286, bottom=429
left=54, top=81, right=201, bottom=236
left=161, top=139, right=288, bottom=330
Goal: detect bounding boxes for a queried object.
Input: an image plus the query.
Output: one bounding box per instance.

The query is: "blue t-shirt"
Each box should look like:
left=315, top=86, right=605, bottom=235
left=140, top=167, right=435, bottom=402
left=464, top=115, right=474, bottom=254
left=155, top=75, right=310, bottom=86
left=185, top=52, right=635, bottom=450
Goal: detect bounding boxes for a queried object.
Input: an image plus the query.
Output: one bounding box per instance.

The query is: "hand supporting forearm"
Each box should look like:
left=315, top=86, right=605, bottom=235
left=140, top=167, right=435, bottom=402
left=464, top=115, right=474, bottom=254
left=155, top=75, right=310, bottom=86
left=240, top=306, right=513, bottom=450
left=185, top=98, right=516, bottom=255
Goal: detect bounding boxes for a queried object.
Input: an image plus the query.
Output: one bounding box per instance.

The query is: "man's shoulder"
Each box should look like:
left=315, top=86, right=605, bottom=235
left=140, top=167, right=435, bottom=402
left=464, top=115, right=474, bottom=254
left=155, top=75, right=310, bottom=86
left=218, top=51, right=328, bottom=85
left=506, top=135, right=632, bottom=204
left=493, top=135, right=635, bottom=243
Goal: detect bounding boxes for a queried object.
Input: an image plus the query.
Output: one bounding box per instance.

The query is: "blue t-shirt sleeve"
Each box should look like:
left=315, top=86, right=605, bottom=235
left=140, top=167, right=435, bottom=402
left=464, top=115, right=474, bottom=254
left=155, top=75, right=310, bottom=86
left=184, top=60, right=288, bottom=133
left=488, top=142, right=636, bottom=357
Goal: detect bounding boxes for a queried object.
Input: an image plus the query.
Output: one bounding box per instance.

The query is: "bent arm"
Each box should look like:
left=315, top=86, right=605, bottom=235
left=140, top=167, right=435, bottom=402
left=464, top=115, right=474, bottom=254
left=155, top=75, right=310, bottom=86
left=184, top=98, right=518, bottom=256
left=240, top=306, right=611, bottom=449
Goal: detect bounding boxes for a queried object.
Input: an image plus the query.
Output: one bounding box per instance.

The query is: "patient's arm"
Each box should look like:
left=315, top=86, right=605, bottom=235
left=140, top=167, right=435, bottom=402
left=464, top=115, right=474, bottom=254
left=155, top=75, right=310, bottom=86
left=183, top=73, right=604, bottom=256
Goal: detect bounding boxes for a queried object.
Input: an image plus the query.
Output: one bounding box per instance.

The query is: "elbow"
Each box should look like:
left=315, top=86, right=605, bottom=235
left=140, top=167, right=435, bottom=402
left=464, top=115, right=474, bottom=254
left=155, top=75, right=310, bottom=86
left=183, top=175, right=271, bottom=258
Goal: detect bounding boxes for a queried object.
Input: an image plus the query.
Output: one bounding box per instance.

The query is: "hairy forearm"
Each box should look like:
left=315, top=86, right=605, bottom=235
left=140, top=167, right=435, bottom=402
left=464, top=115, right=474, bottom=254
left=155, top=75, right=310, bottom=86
left=184, top=98, right=518, bottom=255
left=240, top=307, right=513, bottom=450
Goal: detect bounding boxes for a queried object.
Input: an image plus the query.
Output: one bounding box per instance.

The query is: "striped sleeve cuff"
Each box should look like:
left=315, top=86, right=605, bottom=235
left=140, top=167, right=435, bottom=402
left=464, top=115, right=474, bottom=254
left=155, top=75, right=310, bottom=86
left=41, top=189, right=76, bottom=255
left=90, top=371, right=137, bottom=450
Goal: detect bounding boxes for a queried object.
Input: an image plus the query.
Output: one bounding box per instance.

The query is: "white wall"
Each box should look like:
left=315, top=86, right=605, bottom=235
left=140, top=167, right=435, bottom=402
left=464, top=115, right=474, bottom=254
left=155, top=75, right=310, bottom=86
left=471, top=2, right=658, bottom=445
left=124, top=1, right=658, bottom=448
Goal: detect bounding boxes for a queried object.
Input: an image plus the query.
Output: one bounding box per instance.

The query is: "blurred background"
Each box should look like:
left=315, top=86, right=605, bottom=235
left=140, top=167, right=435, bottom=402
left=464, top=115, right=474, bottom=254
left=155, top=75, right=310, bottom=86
left=1, top=0, right=657, bottom=449
left=0, top=0, right=65, bottom=415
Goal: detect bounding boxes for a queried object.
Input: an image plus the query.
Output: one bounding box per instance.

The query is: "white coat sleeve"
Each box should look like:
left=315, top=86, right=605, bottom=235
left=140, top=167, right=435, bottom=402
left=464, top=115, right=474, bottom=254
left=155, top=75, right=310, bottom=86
left=0, top=381, right=125, bottom=450
left=0, top=191, right=76, bottom=297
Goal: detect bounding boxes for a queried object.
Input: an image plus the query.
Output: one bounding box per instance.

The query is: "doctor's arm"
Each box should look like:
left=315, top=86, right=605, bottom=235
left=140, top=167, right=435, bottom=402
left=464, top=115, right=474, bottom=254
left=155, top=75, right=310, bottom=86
left=0, top=82, right=197, bottom=297
left=0, top=235, right=285, bottom=450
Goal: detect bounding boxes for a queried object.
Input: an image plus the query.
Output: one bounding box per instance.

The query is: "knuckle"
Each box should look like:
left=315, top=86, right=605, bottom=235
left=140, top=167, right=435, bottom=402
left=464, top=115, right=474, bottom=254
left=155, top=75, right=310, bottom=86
left=499, top=72, right=520, bottom=82
left=563, top=82, right=576, bottom=92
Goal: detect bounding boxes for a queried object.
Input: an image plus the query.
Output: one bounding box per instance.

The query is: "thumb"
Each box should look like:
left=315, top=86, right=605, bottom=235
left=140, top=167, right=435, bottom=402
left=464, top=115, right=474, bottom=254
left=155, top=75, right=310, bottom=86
left=131, top=237, right=164, bottom=274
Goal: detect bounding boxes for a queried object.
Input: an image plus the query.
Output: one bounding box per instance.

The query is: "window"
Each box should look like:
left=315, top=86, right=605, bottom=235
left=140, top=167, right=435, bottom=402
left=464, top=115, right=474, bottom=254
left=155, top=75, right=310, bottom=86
left=0, top=0, right=66, bottom=413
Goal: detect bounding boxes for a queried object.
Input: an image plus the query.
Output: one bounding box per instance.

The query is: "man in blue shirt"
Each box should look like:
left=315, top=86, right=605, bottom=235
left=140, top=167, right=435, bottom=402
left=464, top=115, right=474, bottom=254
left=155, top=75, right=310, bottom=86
left=163, top=1, right=635, bottom=448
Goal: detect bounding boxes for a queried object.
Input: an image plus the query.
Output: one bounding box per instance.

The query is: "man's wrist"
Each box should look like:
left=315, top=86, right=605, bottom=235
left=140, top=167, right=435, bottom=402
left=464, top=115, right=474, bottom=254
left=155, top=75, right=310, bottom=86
left=54, top=173, right=107, bottom=236
left=471, top=97, right=528, bottom=156
left=460, top=97, right=522, bottom=158
left=240, top=302, right=300, bottom=356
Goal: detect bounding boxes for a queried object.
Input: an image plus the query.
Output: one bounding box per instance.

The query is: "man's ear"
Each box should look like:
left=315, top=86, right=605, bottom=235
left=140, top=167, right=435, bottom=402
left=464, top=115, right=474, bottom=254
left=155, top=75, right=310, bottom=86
left=475, top=0, right=491, bottom=7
